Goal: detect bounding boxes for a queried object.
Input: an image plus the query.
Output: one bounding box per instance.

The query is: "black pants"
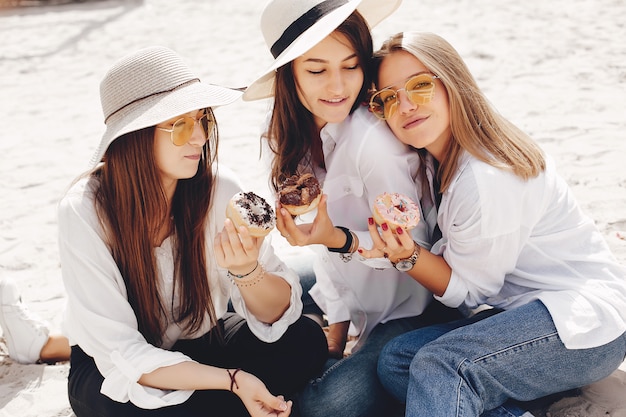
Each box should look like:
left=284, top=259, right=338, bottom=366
left=68, top=314, right=328, bottom=417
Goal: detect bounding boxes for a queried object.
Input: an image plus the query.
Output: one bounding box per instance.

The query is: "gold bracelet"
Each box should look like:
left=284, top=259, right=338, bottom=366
left=230, top=263, right=265, bottom=287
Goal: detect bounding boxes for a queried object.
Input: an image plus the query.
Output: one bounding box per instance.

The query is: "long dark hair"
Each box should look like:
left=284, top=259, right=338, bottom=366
left=265, top=11, right=374, bottom=191
left=94, top=109, right=220, bottom=346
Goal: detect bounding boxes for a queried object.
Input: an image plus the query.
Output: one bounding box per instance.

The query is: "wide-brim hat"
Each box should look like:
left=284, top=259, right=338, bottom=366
left=90, top=46, right=242, bottom=167
left=242, top=0, right=402, bottom=101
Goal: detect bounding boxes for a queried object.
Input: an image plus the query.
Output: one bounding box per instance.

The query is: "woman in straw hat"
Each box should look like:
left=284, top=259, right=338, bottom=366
left=244, top=1, right=462, bottom=416
left=57, top=46, right=327, bottom=417
left=360, top=31, right=626, bottom=416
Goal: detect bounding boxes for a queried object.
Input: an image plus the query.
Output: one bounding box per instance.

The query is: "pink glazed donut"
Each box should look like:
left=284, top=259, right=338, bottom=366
left=372, top=192, right=420, bottom=231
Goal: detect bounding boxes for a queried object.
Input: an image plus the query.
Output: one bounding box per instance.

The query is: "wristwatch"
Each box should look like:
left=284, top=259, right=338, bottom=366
left=391, top=242, right=421, bottom=272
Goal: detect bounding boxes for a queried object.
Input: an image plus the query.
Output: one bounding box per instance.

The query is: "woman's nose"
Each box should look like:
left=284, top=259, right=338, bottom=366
left=396, top=89, right=418, bottom=114
left=187, top=121, right=207, bottom=146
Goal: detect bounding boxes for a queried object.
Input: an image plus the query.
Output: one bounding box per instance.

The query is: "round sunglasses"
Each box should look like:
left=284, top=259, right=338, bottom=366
left=369, top=73, right=439, bottom=120
left=156, top=110, right=215, bottom=146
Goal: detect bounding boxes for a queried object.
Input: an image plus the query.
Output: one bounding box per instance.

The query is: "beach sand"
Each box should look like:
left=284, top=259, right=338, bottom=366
left=0, top=0, right=625, bottom=416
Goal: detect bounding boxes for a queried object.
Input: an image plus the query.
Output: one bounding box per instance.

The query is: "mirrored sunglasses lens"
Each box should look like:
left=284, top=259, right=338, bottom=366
left=406, top=75, right=436, bottom=105
left=370, top=90, right=396, bottom=119
left=369, top=96, right=385, bottom=118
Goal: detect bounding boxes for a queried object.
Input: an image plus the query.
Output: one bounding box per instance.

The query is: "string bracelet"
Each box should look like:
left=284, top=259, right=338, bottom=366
left=226, top=368, right=242, bottom=392
left=227, top=261, right=258, bottom=279
left=228, top=263, right=266, bottom=287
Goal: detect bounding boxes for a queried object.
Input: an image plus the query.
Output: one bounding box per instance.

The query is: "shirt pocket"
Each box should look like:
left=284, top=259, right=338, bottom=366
left=323, top=174, right=364, bottom=202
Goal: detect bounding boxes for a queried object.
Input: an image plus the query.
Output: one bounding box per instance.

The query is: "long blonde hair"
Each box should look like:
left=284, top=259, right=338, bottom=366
left=373, top=32, right=545, bottom=192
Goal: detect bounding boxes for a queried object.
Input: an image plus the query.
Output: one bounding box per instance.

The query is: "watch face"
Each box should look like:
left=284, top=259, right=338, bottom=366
left=395, top=260, right=414, bottom=272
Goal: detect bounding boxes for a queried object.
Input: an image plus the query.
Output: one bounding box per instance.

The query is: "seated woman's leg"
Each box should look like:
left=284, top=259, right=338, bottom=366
left=295, top=301, right=462, bottom=417
left=378, top=308, right=500, bottom=403
left=403, top=300, right=626, bottom=417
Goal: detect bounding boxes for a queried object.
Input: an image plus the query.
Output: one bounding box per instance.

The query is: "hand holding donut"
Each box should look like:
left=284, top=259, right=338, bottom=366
left=358, top=216, right=416, bottom=264
left=214, top=217, right=262, bottom=276
left=216, top=191, right=274, bottom=275
left=359, top=192, right=420, bottom=261
left=276, top=194, right=337, bottom=248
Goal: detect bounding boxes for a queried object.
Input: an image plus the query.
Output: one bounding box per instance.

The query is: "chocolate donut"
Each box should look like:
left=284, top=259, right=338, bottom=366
left=278, top=173, right=322, bottom=216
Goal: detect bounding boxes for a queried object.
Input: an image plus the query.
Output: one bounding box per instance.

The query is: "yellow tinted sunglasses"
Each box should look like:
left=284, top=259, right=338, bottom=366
left=369, top=73, right=439, bottom=120
left=156, top=109, right=215, bottom=146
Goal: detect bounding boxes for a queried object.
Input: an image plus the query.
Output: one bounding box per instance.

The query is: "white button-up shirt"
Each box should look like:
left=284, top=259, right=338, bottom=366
left=58, top=166, right=302, bottom=408
left=433, top=151, right=626, bottom=349
left=278, top=106, right=436, bottom=351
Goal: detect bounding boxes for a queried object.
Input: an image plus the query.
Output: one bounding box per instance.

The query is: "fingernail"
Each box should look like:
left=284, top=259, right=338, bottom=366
left=368, top=217, right=374, bottom=225
left=357, top=248, right=363, bottom=254
left=280, top=402, right=288, bottom=411
left=397, top=227, right=403, bottom=234
left=381, top=223, right=388, bottom=231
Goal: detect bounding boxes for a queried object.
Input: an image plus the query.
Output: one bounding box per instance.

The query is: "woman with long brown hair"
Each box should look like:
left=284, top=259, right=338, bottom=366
left=58, top=46, right=327, bottom=417
left=243, top=1, right=462, bottom=416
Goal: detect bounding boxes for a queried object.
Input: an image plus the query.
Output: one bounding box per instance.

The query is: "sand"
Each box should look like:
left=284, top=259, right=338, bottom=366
left=0, top=0, right=625, bottom=416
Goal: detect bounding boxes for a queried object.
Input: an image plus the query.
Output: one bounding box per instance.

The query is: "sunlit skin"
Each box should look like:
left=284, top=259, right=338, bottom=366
left=154, top=109, right=207, bottom=200
left=377, top=51, right=452, bottom=163
left=292, top=31, right=364, bottom=132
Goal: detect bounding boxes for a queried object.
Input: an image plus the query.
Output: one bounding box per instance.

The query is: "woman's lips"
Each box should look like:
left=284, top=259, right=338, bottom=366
left=403, top=115, right=427, bottom=129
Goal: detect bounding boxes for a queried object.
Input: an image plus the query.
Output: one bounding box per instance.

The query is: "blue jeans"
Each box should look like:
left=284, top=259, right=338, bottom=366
left=282, top=252, right=324, bottom=317
left=378, top=300, right=626, bottom=417
left=293, top=300, right=463, bottom=417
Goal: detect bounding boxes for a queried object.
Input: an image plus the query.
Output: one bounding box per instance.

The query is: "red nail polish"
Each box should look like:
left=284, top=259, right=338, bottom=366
left=368, top=217, right=374, bottom=225
left=381, top=223, right=388, bottom=231
left=397, top=227, right=403, bottom=234
left=357, top=248, right=363, bottom=253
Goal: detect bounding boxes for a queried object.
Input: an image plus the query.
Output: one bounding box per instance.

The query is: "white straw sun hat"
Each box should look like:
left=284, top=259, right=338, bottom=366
left=242, top=0, right=402, bottom=101
left=90, top=46, right=242, bottom=167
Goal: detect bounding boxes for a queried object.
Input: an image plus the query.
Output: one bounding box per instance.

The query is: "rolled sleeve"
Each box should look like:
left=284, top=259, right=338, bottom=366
left=228, top=236, right=303, bottom=342
left=58, top=180, right=193, bottom=408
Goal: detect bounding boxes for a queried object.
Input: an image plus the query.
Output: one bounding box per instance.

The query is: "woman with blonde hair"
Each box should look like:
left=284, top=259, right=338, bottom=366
left=361, top=31, right=626, bottom=416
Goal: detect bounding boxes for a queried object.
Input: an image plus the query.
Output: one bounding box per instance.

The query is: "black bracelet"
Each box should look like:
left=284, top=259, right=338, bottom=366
left=227, top=368, right=241, bottom=392
left=227, top=262, right=259, bottom=279
left=328, top=226, right=353, bottom=253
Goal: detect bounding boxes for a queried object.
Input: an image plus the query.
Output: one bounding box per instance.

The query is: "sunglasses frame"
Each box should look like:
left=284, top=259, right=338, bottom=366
left=156, top=109, right=215, bottom=146
left=369, top=73, right=439, bottom=120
